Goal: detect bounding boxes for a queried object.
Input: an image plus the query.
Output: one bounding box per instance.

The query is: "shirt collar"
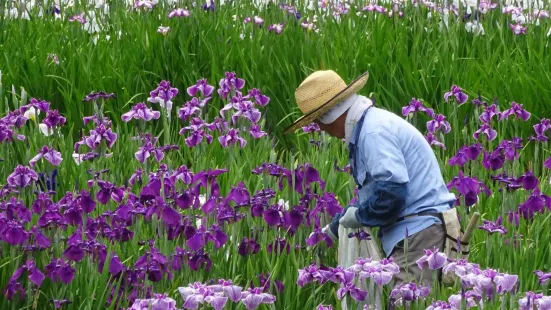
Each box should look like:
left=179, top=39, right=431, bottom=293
left=344, top=96, right=373, bottom=145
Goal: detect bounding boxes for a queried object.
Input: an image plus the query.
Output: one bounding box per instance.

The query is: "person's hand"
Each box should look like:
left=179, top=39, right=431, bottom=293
left=322, top=224, right=338, bottom=241
left=339, top=207, right=363, bottom=229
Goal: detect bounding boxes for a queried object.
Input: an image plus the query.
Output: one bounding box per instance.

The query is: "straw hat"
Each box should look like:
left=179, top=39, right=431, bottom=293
left=284, top=70, right=369, bottom=134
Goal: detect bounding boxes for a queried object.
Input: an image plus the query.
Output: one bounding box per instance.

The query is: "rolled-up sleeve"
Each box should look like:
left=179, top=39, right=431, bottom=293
left=354, top=130, right=409, bottom=227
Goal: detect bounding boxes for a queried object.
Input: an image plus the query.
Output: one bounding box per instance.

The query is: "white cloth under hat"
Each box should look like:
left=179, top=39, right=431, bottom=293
left=318, top=94, right=359, bottom=125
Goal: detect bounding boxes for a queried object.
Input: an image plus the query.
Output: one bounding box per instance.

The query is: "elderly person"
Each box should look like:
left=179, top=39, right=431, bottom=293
left=284, top=70, right=459, bottom=292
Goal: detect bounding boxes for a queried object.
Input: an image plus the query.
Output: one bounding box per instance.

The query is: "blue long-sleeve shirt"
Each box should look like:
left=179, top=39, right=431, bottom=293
left=331, top=107, right=456, bottom=257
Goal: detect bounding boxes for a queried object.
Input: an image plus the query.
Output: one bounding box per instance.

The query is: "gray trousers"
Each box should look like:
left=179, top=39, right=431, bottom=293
left=389, top=223, right=447, bottom=287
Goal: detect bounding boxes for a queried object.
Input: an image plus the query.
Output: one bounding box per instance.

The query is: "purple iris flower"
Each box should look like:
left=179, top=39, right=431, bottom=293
left=510, top=23, right=527, bottom=35
left=168, top=8, right=190, bottom=18
left=425, top=132, right=446, bottom=149
left=532, top=119, right=551, bottom=142
left=241, top=287, right=276, bottom=310
left=328, top=266, right=355, bottom=285
left=219, top=128, right=247, bottom=148
left=249, top=124, right=267, bottom=139
left=534, top=270, right=551, bottom=285
left=482, top=150, right=505, bottom=171
left=31, top=226, right=51, bottom=249
left=545, top=156, right=551, bottom=170
left=170, top=165, right=194, bottom=185
left=316, top=305, right=334, bottom=310
left=51, top=299, right=71, bottom=309
left=4, top=260, right=44, bottom=300
left=253, top=16, right=264, bottom=26
left=427, top=114, right=451, bottom=134
left=244, top=88, right=270, bottom=106
left=336, top=283, right=368, bottom=302
left=478, top=217, right=507, bottom=235
left=267, top=23, right=285, bottom=34
left=238, top=237, right=260, bottom=256
left=447, top=171, right=491, bottom=206
left=314, top=192, right=344, bottom=218
left=517, top=189, right=551, bottom=220
left=122, top=103, right=160, bottom=122
left=134, top=0, right=157, bottom=10
left=448, top=143, right=483, bottom=167
left=201, top=0, right=215, bottom=11
left=416, top=247, right=448, bottom=270
left=187, top=79, right=215, bottom=97
left=226, top=182, right=250, bottom=206
left=186, top=226, right=228, bottom=251
left=69, top=12, right=86, bottom=24
left=29, top=146, right=63, bottom=167
left=500, top=102, right=530, bottom=121
left=129, top=294, right=178, bottom=310
left=390, top=282, right=430, bottom=303
left=471, top=96, right=487, bottom=107
left=178, top=97, right=210, bottom=121
left=306, top=228, right=333, bottom=247
left=27, top=98, right=51, bottom=112
left=0, top=123, right=15, bottom=143
left=492, top=173, right=523, bottom=191
left=179, top=118, right=213, bottom=148
left=297, top=264, right=335, bottom=287
left=473, top=123, right=497, bottom=141
left=4, top=197, right=32, bottom=223
left=134, top=134, right=178, bottom=164
left=148, top=80, right=179, bottom=113
left=208, top=117, right=228, bottom=133
left=348, top=230, right=371, bottom=240
left=402, top=98, right=435, bottom=118
left=96, top=180, right=125, bottom=205
left=267, top=238, right=290, bottom=255
left=426, top=301, right=455, bottom=310
left=221, top=94, right=261, bottom=124
left=462, top=268, right=518, bottom=297
left=444, top=85, right=468, bottom=104
left=290, top=163, right=326, bottom=194
left=0, top=219, right=29, bottom=245
left=179, top=283, right=218, bottom=309
left=2, top=109, right=29, bottom=128
left=255, top=272, right=284, bottom=294
left=519, top=291, right=545, bottom=310
left=83, top=114, right=110, bottom=127
left=82, top=124, right=118, bottom=150
left=217, top=72, right=245, bottom=99
left=479, top=104, right=501, bottom=123
left=45, top=258, right=75, bottom=284
left=497, top=138, right=523, bottom=161
left=7, top=165, right=38, bottom=188
left=188, top=249, right=212, bottom=271
left=354, top=258, right=400, bottom=286
left=518, top=170, right=539, bottom=191
left=302, top=123, right=320, bottom=133
left=135, top=247, right=173, bottom=282
left=83, top=91, right=116, bottom=103
left=43, top=109, right=66, bottom=128
left=192, top=168, right=227, bottom=196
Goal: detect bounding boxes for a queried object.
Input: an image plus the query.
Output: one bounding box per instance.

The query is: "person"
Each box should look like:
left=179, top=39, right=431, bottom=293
left=284, top=70, right=458, bottom=289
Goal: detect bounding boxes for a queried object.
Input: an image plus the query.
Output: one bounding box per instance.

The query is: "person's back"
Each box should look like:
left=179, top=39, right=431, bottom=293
left=353, top=107, right=456, bottom=256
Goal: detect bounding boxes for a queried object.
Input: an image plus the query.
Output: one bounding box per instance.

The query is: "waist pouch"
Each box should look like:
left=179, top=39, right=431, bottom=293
left=440, top=208, right=469, bottom=286
left=391, top=208, right=470, bottom=286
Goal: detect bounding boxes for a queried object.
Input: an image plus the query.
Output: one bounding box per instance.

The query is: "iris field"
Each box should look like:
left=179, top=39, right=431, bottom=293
left=1, top=0, right=551, bottom=309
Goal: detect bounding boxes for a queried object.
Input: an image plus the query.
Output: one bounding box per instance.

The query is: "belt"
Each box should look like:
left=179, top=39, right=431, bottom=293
left=387, top=210, right=444, bottom=227
left=395, top=211, right=443, bottom=222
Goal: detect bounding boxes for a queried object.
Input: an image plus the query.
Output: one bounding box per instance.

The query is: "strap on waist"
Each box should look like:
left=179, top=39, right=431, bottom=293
left=387, top=211, right=444, bottom=227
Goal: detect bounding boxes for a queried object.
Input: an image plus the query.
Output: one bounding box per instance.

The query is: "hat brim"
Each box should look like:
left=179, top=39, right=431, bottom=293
left=283, top=71, right=369, bottom=135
